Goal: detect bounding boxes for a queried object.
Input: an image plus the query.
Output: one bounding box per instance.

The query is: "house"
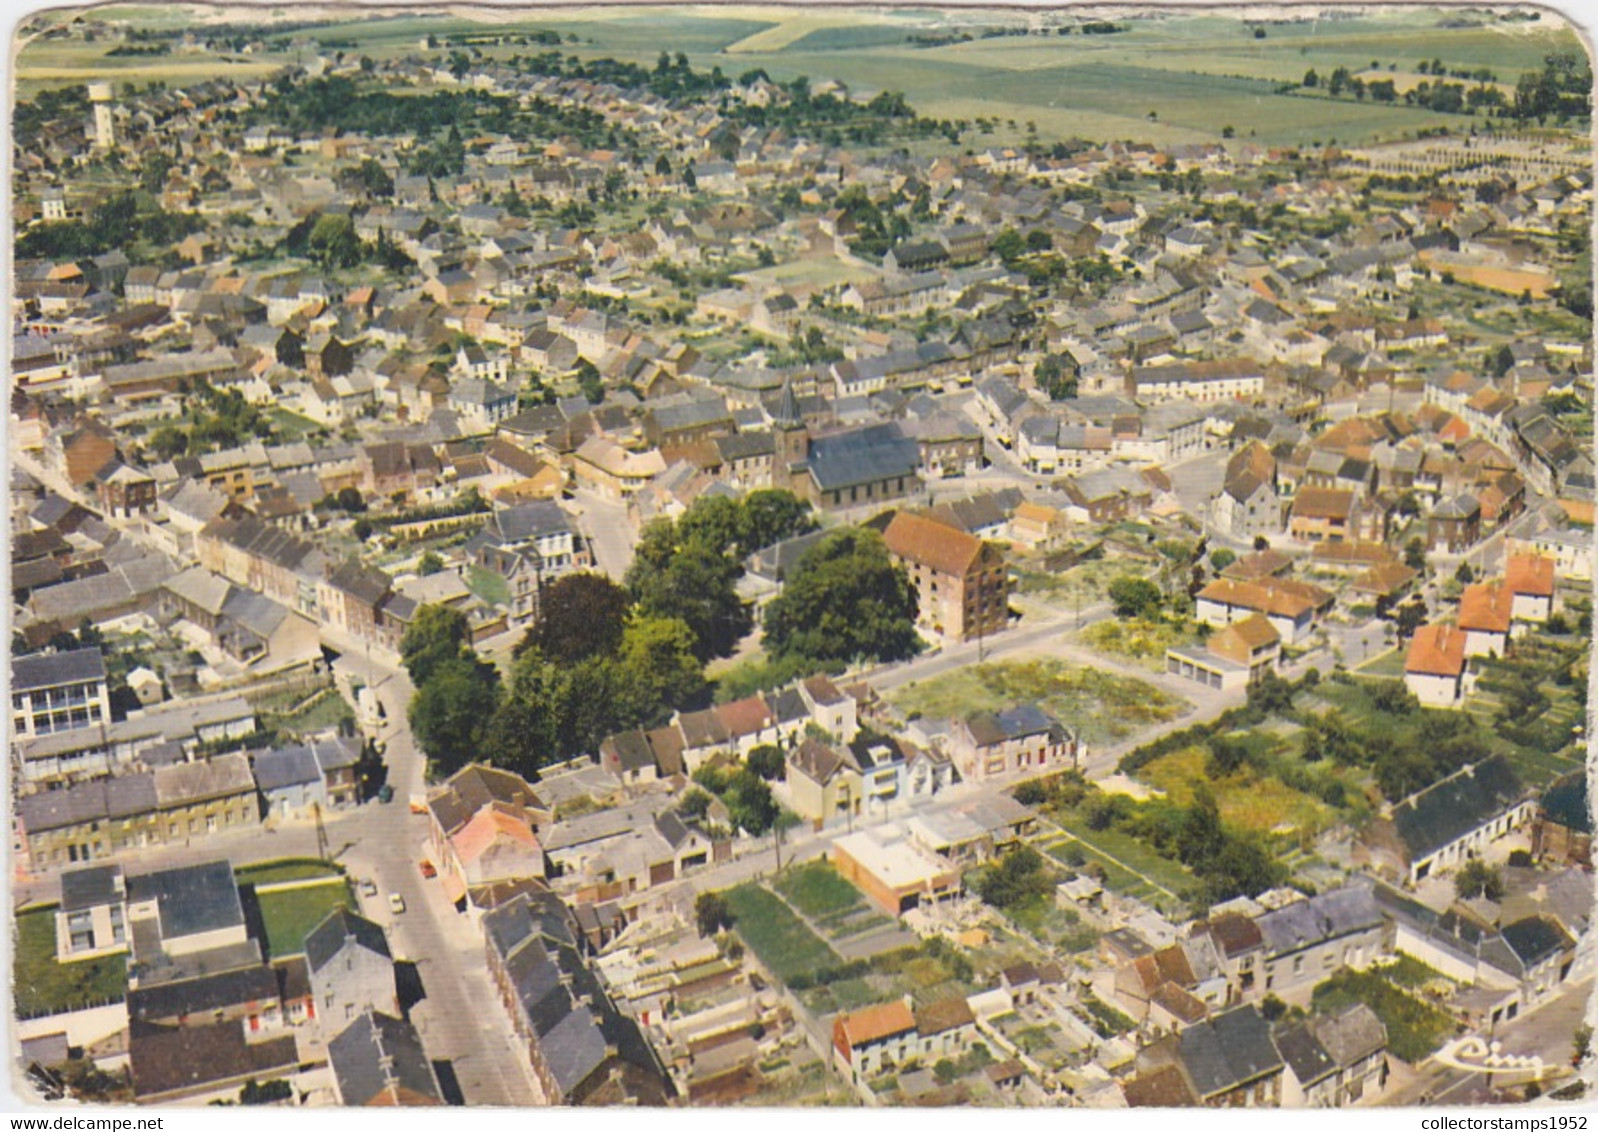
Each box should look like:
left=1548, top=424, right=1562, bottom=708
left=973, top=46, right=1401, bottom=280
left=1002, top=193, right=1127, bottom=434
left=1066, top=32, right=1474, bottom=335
left=947, top=704, right=1078, bottom=783
left=425, top=763, right=549, bottom=908
left=253, top=742, right=328, bottom=817
left=1428, top=493, right=1482, bottom=553
left=880, top=511, right=1011, bottom=645
left=1530, top=771, right=1590, bottom=867
left=1132, top=1004, right=1284, bottom=1107
left=305, top=908, right=396, bottom=1030
left=129, top=1018, right=299, bottom=1105
left=1253, top=884, right=1384, bottom=999
left=1165, top=614, right=1281, bottom=693
left=1358, top=754, right=1532, bottom=884
left=12, top=647, right=111, bottom=739
left=832, top=999, right=917, bottom=1084
left=480, top=890, right=673, bottom=1105
left=1276, top=1005, right=1389, bottom=1107
left=1288, top=488, right=1362, bottom=544
left=1194, top=577, right=1332, bottom=645
left=55, top=864, right=129, bottom=961
left=832, top=824, right=960, bottom=917
left=1457, top=582, right=1513, bottom=657
left=1504, top=553, right=1555, bottom=623
left=1404, top=623, right=1470, bottom=707
left=328, top=1009, right=445, bottom=1106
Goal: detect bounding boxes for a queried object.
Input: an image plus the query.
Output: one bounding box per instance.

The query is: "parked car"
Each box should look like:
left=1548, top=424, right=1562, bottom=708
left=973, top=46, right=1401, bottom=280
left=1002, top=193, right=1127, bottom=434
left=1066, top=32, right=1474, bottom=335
left=377, top=784, right=394, bottom=804
left=419, top=860, right=437, bottom=879
left=360, top=879, right=378, bottom=897
left=388, top=893, right=406, bottom=915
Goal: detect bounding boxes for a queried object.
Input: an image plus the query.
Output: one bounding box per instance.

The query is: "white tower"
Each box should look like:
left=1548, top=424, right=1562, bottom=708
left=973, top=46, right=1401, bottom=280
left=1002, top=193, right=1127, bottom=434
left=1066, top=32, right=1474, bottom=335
left=88, top=81, right=115, bottom=149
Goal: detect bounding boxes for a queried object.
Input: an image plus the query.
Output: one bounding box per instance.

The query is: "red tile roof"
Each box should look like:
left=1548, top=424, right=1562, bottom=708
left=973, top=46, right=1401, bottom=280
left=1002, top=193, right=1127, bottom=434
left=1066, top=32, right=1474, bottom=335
left=1505, top=553, right=1555, bottom=599
left=1458, top=582, right=1512, bottom=634
left=1406, top=622, right=1468, bottom=677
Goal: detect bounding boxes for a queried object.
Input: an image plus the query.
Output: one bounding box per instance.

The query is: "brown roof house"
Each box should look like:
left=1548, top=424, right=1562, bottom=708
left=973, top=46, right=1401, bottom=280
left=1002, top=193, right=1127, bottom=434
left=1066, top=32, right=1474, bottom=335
left=881, top=510, right=1011, bottom=645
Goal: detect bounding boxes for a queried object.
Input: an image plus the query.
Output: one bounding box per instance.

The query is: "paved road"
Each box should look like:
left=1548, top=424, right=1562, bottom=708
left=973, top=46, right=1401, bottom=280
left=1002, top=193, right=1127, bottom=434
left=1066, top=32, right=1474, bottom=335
left=571, top=487, right=636, bottom=581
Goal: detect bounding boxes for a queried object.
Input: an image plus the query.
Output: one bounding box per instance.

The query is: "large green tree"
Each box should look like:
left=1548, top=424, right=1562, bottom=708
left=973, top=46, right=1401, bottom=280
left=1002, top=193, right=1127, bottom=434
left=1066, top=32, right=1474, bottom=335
left=400, top=603, right=472, bottom=686
left=614, top=615, right=708, bottom=726
left=407, top=654, right=501, bottom=775
left=762, top=528, right=920, bottom=665
left=518, top=572, right=631, bottom=666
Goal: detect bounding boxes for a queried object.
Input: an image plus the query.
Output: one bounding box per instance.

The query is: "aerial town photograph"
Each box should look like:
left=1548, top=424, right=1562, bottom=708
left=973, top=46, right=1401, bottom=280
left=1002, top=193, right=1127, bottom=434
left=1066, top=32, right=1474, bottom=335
left=4, top=0, right=1594, bottom=1114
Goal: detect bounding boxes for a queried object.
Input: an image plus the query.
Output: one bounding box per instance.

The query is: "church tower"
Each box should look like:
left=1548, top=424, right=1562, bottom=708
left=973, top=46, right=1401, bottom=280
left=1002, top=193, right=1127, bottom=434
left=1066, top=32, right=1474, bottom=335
left=89, top=82, right=116, bottom=150
left=772, top=374, right=810, bottom=500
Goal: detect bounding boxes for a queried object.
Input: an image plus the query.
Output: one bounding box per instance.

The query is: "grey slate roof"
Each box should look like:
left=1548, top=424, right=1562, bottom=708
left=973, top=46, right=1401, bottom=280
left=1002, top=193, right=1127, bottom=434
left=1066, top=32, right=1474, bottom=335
left=304, top=908, right=392, bottom=974
left=253, top=744, right=323, bottom=792
left=804, top=423, right=920, bottom=492
left=60, top=864, right=123, bottom=912
left=1391, top=755, right=1526, bottom=861
left=128, top=965, right=279, bottom=1025
left=126, top=860, right=244, bottom=943
left=13, top=647, right=106, bottom=692
left=1273, top=1021, right=1337, bottom=1088
left=1177, top=1005, right=1282, bottom=1099
left=1255, top=883, right=1381, bottom=958
left=328, top=1009, right=442, bottom=1106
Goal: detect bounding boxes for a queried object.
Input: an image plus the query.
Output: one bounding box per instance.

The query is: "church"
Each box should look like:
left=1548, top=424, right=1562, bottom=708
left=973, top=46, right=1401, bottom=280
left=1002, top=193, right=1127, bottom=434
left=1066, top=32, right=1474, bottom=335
left=770, top=378, right=923, bottom=510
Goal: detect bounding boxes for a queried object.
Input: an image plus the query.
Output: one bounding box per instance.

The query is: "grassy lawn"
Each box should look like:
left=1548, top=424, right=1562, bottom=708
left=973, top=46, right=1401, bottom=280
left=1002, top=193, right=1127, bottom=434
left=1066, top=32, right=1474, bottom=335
left=772, top=860, right=868, bottom=921
left=891, top=658, right=1189, bottom=748
left=14, top=907, right=128, bottom=1019
left=466, top=564, right=512, bottom=607
left=266, top=687, right=355, bottom=740
left=1047, top=811, right=1196, bottom=897
left=252, top=879, right=356, bottom=960
left=1354, top=647, right=1409, bottom=679
left=235, top=859, right=344, bottom=886
left=267, top=407, right=323, bottom=441
left=724, top=883, right=839, bottom=985
left=1139, top=745, right=1336, bottom=835
left=1313, top=969, right=1454, bottom=1063
left=1043, top=837, right=1174, bottom=913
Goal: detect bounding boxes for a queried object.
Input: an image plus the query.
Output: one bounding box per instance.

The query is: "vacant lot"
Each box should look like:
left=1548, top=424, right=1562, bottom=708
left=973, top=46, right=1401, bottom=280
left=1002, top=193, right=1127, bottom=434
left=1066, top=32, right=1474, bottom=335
left=1140, top=745, right=1336, bottom=835
left=14, top=907, right=128, bottom=1019
left=891, top=658, right=1189, bottom=748
left=725, top=883, right=838, bottom=985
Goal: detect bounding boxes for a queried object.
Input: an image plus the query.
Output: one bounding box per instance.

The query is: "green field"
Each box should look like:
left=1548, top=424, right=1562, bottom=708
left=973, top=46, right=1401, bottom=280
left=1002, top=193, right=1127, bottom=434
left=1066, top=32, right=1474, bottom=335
left=14, top=907, right=129, bottom=1019
left=23, top=6, right=1584, bottom=145
left=772, top=860, right=867, bottom=921
left=891, top=658, right=1189, bottom=748
left=251, top=878, right=356, bottom=960
left=724, top=883, right=838, bottom=984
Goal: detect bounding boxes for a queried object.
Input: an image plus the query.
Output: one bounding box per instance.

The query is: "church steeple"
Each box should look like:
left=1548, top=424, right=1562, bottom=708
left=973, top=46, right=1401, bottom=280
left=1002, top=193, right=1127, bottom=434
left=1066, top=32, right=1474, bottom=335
left=772, top=373, right=810, bottom=498
left=774, top=372, right=802, bottom=429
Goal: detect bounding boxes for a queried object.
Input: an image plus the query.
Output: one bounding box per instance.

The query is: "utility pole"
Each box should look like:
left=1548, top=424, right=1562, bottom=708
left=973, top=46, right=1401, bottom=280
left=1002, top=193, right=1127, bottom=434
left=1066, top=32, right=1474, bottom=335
left=313, top=800, right=330, bottom=863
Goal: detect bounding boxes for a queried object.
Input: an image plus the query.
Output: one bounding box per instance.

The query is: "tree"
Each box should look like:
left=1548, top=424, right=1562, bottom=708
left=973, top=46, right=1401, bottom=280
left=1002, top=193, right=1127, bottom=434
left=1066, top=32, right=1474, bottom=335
left=1303, top=68, right=1320, bottom=88
left=1176, top=787, right=1226, bottom=867
left=336, top=486, right=366, bottom=512
left=991, top=226, right=1026, bottom=263
left=1394, top=598, right=1428, bottom=641
left=613, top=615, right=708, bottom=727
left=1454, top=858, right=1504, bottom=901
left=481, top=647, right=568, bottom=777
left=418, top=551, right=444, bottom=576
left=723, top=769, right=778, bottom=835
left=1206, top=736, right=1250, bottom=777
left=975, top=844, right=1053, bottom=909
left=1403, top=537, right=1428, bottom=571
left=763, top=528, right=920, bottom=666
left=1253, top=535, right=1271, bottom=552
left=1107, top=576, right=1162, bottom=619
left=629, top=534, right=748, bottom=662
left=519, top=572, right=631, bottom=666
left=575, top=358, right=604, bottom=404
left=746, top=743, right=785, bottom=781
left=695, top=891, right=733, bottom=937
left=1209, top=547, right=1237, bottom=572
left=1454, top=561, right=1475, bottom=584
left=1260, top=994, right=1287, bottom=1022
left=408, top=654, right=501, bottom=775
left=738, top=490, right=815, bottom=553
left=400, top=603, right=471, bottom=686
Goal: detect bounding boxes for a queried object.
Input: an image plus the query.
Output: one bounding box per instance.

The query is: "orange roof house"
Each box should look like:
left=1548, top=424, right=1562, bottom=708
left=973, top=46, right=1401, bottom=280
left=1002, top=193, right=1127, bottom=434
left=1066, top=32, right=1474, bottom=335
left=1458, top=582, right=1512, bottom=636
left=1506, top=554, right=1555, bottom=600
left=832, top=999, right=917, bottom=1072
left=1406, top=623, right=1468, bottom=678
